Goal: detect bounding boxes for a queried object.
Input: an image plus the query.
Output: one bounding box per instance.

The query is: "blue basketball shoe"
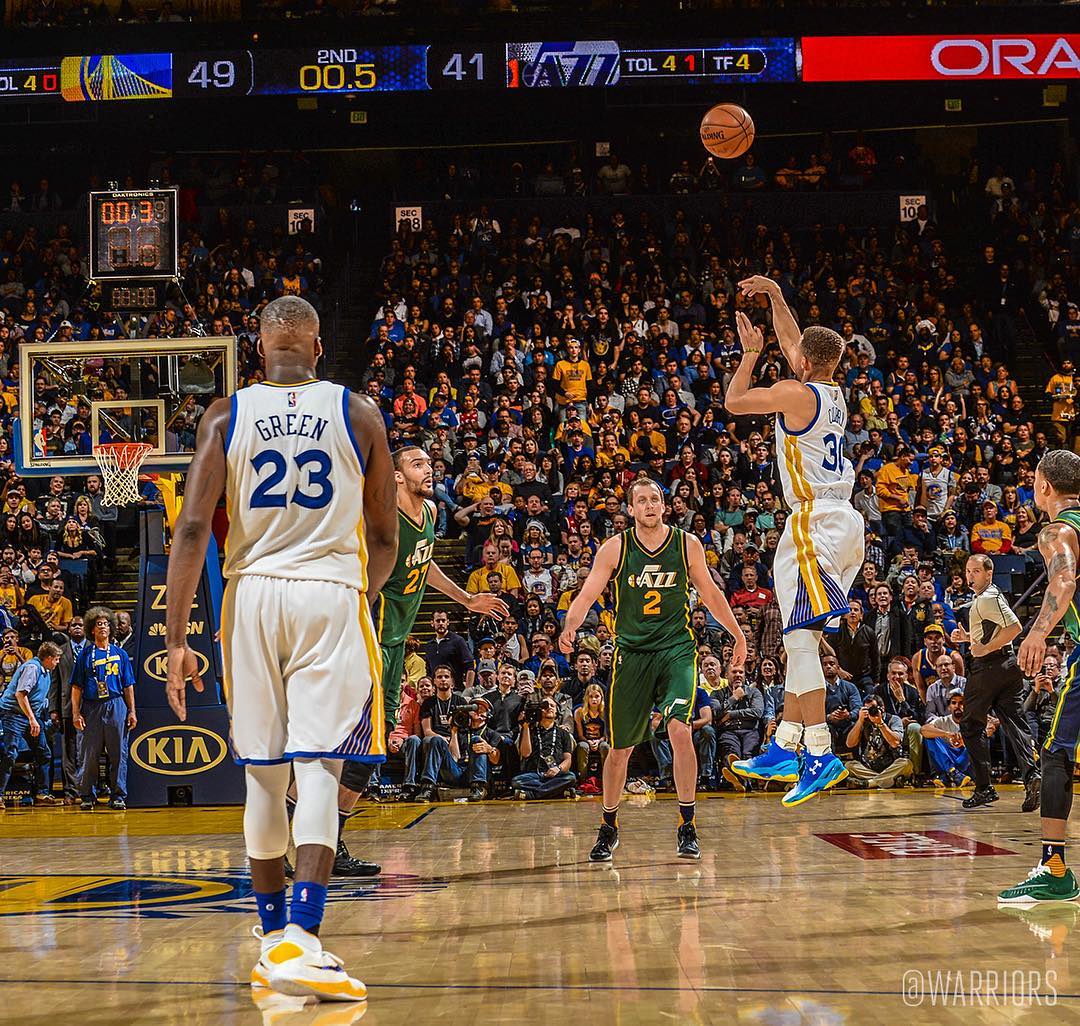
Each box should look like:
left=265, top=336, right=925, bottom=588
left=781, top=751, right=848, bottom=807
left=731, top=740, right=800, bottom=783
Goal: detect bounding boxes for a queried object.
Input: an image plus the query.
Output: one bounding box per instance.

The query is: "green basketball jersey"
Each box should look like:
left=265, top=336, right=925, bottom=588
left=613, top=526, right=695, bottom=652
left=1052, top=507, right=1080, bottom=642
left=371, top=500, right=436, bottom=648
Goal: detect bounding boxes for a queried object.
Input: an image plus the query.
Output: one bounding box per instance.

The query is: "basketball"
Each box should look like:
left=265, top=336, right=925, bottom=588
left=699, top=103, right=755, bottom=159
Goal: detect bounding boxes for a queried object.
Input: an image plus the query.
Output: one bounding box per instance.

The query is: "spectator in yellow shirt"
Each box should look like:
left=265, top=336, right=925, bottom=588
left=0, top=566, right=22, bottom=615
left=0, top=628, right=31, bottom=688
left=594, top=431, right=631, bottom=468
left=630, top=416, right=668, bottom=460
left=971, top=501, right=1013, bottom=554
left=28, top=579, right=73, bottom=630
left=1046, top=359, right=1075, bottom=445
left=466, top=544, right=522, bottom=598
left=553, top=339, right=592, bottom=416
left=875, top=447, right=917, bottom=537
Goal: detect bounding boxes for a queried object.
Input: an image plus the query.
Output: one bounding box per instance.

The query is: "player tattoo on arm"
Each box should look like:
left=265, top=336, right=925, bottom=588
left=1031, top=524, right=1078, bottom=636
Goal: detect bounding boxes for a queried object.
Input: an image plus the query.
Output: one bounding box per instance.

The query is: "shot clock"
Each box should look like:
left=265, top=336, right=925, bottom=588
left=88, top=189, right=179, bottom=310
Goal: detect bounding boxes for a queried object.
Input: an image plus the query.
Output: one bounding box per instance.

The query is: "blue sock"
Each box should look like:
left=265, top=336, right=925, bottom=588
left=255, top=888, right=287, bottom=935
left=290, top=880, right=328, bottom=935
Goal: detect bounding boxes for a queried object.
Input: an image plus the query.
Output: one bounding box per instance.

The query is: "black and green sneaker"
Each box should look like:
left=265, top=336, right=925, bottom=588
left=998, top=864, right=1080, bottom=905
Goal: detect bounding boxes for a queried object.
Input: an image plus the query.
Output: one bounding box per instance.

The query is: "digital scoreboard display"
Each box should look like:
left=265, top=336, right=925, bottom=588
left=0, top=38, right=797, bottom=102
left=89, top=189, right=178, bottom=282
left=505, top=38, right=796, bottom=87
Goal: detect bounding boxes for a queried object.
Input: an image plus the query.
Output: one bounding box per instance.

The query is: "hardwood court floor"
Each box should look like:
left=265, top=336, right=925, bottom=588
left=1, top=788, right=1077, bottom=1025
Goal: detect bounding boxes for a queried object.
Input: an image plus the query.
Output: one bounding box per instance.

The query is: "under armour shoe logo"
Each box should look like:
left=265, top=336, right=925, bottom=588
left=808, top=762, right=819, bottom=775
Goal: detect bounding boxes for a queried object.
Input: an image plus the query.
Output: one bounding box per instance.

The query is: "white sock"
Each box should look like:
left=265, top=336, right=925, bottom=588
left=804, top=723, right=832, bottom=757
left=775, top=721, right=803, bottom=752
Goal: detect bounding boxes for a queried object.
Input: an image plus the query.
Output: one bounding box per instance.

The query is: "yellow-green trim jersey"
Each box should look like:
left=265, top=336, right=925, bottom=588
left=371, top=500, right=436, bottom=647
left=613, top=526, right=695, bottom=652
left=1052, top=507, right=1080, bottom=642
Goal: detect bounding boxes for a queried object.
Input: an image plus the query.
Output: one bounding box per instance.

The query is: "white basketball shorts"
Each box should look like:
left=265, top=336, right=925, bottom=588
left=774, top=501, right=865, bottom=634
left=221, top=575, right=385, bottom=764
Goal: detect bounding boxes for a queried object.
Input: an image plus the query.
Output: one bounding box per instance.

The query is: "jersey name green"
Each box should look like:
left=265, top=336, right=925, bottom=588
left=372, top=501, right=436, bottom=647
left=1052, top=507, right=1080, bottom=642
left=613, top=526, right=694, bottom=652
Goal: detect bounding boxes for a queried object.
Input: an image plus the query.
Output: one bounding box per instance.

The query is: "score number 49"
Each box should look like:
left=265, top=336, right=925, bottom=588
left=188, top=60, right=237, bottom=89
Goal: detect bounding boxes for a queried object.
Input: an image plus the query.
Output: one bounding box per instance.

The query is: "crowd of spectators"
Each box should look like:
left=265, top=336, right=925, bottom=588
left=0, top=151, right=330, bottom=806
left=361, top=140, right=1080, bottom=799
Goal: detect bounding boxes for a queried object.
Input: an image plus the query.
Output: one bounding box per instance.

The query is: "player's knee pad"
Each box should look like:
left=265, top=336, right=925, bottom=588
left=243, top=763, right=291, bottom=861
left=1041, top=748, right=1075, bottom=821
left=292, top=757, right=344, bottom=852
left=783, top=630, right=825, bottom=697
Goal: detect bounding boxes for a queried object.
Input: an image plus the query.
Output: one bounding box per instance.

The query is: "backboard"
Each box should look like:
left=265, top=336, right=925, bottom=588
left=15, top=336, right=237, bottom=477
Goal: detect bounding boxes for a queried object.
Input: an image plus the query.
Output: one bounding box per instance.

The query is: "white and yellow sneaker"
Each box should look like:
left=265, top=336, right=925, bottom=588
left=265, top=924, right=367, bottom=1003
left=251, top=925, right=285, bottom=988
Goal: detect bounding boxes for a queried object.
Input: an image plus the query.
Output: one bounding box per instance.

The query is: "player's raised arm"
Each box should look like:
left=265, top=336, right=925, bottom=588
left=738, top=274, right=803, bottom=371
left=724, top=311, right=817, bottom=425
left=684, top=533, right=747, bottom=669
left=1020, top=521, right=1080, bottom=676
left=427, top=561, right=509, bottom=619
left=165, top=398, right=230, bottom=719
left=558, top=534, right=622, bottom=654
left=351, top=392, right=399, bottom=596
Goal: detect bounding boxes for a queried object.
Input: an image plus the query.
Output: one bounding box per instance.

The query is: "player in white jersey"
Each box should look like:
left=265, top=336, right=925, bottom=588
left=727, top=276, right=865, bottom=807
left=165, top=296, right=397, bottom=1004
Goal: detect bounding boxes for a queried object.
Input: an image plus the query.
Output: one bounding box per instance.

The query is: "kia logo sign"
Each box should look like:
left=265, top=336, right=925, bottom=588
left=131, top=725, right=227, bottom=776
left=802, top=34, right=1080, bottom=82
left=144, top=648, right=210, bottom=683
left=931, top=37, right=1080, bottom=78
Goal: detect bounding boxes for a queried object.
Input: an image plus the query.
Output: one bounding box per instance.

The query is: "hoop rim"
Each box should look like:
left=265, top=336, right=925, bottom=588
left=94, top=442, right=155, bottom=456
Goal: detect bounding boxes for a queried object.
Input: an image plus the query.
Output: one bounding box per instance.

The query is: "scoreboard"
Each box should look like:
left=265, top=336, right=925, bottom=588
left=89, top=189, right=178, bottom=311
left=0, top=39, right=798, bottom=102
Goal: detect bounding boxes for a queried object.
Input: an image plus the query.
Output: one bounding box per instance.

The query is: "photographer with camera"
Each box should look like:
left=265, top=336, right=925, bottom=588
left=1024, top=656, right=1062, bottom=747
left=525, top=660, right=574, bottom=729
left=845, top=695, right=913, bottom=789
left=424, top=696, right=503, bottom=803
left=415, top=665, right=470, bottom=802
left=511, top=696, right=576, bottom=800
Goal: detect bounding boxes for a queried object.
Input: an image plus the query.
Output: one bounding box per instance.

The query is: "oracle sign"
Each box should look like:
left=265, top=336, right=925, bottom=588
left=802, top=34, right=1080, bottom=82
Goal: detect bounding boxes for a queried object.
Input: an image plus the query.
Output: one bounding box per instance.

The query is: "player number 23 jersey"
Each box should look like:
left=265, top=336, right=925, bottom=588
left=223, top=380, right=369, bottom=590
left=776, top=381, right=854, bottom=507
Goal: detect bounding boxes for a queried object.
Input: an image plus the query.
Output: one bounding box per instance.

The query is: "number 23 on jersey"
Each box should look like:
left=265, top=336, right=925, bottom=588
left=249, top=448, right=335, bottom=510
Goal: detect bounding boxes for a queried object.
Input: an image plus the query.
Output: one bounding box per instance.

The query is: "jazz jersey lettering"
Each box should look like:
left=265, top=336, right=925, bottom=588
left=223, top=380, right=369, bottom=590
left=371, top=501, right=436, bottom=647
left=613, top=526, right=694, bottom=652
left=776, top=381, right=855, bottom=507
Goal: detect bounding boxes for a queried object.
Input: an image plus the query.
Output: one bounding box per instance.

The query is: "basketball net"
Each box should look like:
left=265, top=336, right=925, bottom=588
left=94, top=442, right=154, bottom=506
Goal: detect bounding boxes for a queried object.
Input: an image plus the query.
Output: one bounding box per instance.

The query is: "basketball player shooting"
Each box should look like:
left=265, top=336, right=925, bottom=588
left=164, top=295, right=398, bottom=1002
left=727, top=276, right=865, bottom=806
left=559, top=478, right=746, bottom=863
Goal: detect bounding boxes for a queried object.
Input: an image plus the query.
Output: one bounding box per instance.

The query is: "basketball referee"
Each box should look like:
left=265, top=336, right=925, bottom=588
left=950, top=554, right=1041, bottom=812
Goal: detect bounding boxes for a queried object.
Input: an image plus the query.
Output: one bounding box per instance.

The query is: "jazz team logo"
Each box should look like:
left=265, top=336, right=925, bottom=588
left=0, top=870, right=449, bottom=918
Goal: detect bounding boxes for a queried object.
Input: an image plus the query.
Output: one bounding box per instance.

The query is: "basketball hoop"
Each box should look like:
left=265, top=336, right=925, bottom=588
left=94, top=442, right=154, bottom=506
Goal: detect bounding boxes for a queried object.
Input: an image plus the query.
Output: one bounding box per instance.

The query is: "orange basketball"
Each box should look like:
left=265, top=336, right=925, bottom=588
left=699, top=103, right=755, bottom=159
